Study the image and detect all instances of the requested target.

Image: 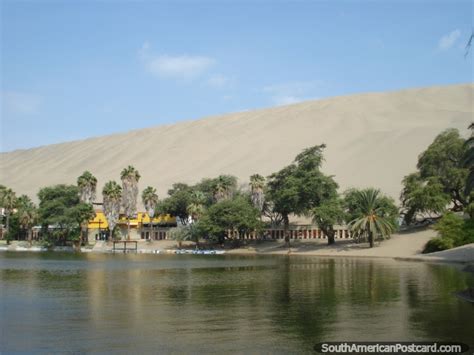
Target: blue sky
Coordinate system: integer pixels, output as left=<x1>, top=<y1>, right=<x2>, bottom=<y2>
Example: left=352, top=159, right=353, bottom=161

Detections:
left=1, top=0, right=472, bottom=152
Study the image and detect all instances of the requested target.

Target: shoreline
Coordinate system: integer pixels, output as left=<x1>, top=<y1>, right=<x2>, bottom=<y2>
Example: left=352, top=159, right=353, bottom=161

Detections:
left=2, top=228, right=473, bottom=265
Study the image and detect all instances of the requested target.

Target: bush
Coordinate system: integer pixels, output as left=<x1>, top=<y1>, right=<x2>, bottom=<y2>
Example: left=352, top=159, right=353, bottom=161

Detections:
left=433, top=212, right=464, bottom=243
left=423, top=212, right=474, bottom=253
left=423, top=237, right=454, bottom=253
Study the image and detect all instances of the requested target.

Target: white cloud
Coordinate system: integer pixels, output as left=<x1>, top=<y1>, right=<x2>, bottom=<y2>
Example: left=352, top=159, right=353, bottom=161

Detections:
left=263, top=81, right=320, bottom=106
left=1, top=91, right=42, bottom=115
left=438, top=29, right=461, bottom=50
left=139, top=42, right=215, bottom=80
left=148, top=55, right=215, bottom=79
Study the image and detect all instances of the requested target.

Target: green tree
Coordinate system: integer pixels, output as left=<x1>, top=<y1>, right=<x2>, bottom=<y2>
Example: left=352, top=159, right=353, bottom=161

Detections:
left=249, top=174, right=266, bottom=212
left=311, top=198, right=345, bottom=245
left=77, top=171, right=97, bottom=244
left=157, top=183, right=193, bottom=225
left=142, top=186, right=159, bottom=239
left=417, top=129, right=468, bottom=210
left=198, top=195, right=262, bottom=245
left=120, top=165, right=140, bottom=240
left=266, top=144, right=338, bottom=245
left=102, top=181, right=122, bottom=240
left=169, top=224, right=200, bottom=248
left=212, top=175, right=237, bottom=203
left=347, top=188, right=397, bottom=248
left=37, top=185, right=86, bottom=245
left=77, top=171, right=97, bottom=204
left=400, top=173, right=450, bottom=224
left=463, top=123, right=474, bottom=216
left=0, top=187, right=17, bottom=242
left=71, top=202, right=95, bottom=249
left=17, top=195, right=38, bottom=246
left=187, top=190, right=206, bottom=222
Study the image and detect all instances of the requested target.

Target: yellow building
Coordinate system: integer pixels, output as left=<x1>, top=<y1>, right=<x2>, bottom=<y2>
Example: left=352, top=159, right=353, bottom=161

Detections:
left=87, top=211, right=176, bottom=243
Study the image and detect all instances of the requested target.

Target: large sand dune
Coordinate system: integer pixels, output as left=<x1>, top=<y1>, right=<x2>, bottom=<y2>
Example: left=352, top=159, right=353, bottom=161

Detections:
left=1, top=83, right=473, bottom=206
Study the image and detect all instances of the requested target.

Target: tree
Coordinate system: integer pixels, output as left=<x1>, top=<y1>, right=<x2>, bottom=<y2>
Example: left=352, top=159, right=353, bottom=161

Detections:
left=249, top=174, right=266, bottom=212
left=400, top=173, right=450, bottom=224
left=77, top=171, right=97, bottom=244
left=401, top=128, right=470, bottom=223
left=77, top=171, right=97, bottom=204
left=120, top=165, right=140, bottom=240
left=212, top=175, right=237, bottom=203
left=463, top=123, right=474, bottom=216
left=187, top=190, right=206, bottom=222
left=311, top=198, right=345, bottom=245
left=168, top=224, right=200, bottom=248
left=0, top=187, right=17, bottom=242
left=347, top=188, right=397, bottom=248
left=416, top=128, right=468, bottom=210
left=156, top=183, right=193, bottom=225
left=102, top=181, right=122, bottom=241
left=17, top=195, right=38, bottom=246
left=37, top=185, right=86, bottom=245
left=266, top=144, right=338, bottom=245
left=71, top=202, right=95, bottom=249
left=142, top=186, right=159, bottom=239
left=198, top=196, right=262, bottom=245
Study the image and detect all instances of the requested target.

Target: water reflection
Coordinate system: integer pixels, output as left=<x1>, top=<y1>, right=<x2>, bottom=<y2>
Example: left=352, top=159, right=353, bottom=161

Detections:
left=0, top=252, right=473, bottom=353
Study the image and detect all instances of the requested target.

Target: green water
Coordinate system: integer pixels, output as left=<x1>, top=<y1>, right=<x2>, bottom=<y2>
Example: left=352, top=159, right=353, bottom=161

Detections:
left=0, top=252, right=473, bottom=354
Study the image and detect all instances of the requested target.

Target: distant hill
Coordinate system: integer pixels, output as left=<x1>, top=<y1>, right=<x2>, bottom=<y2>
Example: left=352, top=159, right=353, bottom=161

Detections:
left=1, top=83, right=473, bottom=207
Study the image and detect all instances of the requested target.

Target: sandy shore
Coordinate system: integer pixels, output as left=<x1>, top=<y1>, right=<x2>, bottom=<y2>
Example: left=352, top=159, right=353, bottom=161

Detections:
left=227, top=229, right=474, bottom=263
left=3, top=228, right=473, bottom=263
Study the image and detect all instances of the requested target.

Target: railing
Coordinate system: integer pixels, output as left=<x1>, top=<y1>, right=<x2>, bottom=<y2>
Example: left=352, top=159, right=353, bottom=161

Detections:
left=227, top=227, right=352, bottom=240
left=112, top=240, right=138, bottom=253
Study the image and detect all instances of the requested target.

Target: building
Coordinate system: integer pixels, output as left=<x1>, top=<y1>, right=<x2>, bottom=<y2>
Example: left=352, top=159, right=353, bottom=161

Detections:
left=87, top=211, right=177, bottom=243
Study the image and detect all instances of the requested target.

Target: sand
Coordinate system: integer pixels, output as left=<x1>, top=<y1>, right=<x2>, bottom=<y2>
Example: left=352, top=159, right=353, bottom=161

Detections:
left=93, top=227, right=474, bottom=263
left=225, top=229, right=474, bottom=263
left=1, top=83, right=473, bottom=206
left=4, top=228, right=473, bottom=263
left=226, top=228, right=433, bottom=256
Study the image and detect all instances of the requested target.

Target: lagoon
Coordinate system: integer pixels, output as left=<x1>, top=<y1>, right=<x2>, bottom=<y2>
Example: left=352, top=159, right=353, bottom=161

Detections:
left=0, top=252, right=473, bottom=354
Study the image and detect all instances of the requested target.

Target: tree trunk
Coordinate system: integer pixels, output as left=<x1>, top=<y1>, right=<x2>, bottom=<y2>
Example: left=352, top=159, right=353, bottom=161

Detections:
left=326, top=228, right=335, bottom=245
left=283, top=214, right=290, bottom=248
left=127, top=219, right=131, bottom=241
left=5, top=213, right=10, bottom=245
left=28, top=228, right=32, bottom=247
left=368, top=230, right=374, bottom=248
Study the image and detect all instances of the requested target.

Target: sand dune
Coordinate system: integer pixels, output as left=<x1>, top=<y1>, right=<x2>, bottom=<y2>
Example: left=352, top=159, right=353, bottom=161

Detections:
left=1, top=83, right=473, bottom=206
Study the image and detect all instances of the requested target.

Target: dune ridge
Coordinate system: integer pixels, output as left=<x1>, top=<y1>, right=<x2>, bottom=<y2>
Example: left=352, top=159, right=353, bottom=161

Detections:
left=1, top=83, right=473, bottom=206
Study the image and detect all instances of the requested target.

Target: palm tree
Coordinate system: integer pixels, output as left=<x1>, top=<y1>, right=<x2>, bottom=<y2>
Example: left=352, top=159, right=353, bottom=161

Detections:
left=141, top=186, right=158, bottom=239
left=348, top=188, right=396, bottom=248
left=187, top=190, right=206, bottom=222
left=213, top=175, right=236, bottom=202
left=0, top=187, right=17, bottom=242
left=77, top=171, right=97, bottom=244
left=77, top=171, right=97, bottom=204
left=17, top=195, right=37, bottom=246
left=120, top=166, right=141, bottom=240
left=249, top=174, right=266, bottom=212
left=102, top=181, right=122, bottom=241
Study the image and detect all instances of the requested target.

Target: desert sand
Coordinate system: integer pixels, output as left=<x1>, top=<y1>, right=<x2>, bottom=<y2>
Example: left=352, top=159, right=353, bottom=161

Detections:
left=1, top=83, right=473, bottom=206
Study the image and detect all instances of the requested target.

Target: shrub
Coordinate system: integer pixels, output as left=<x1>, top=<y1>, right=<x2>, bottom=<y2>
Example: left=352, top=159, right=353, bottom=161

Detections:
left=423, top=212, right=474, bottom=253
left=423, top=237, right=454, bottom=253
